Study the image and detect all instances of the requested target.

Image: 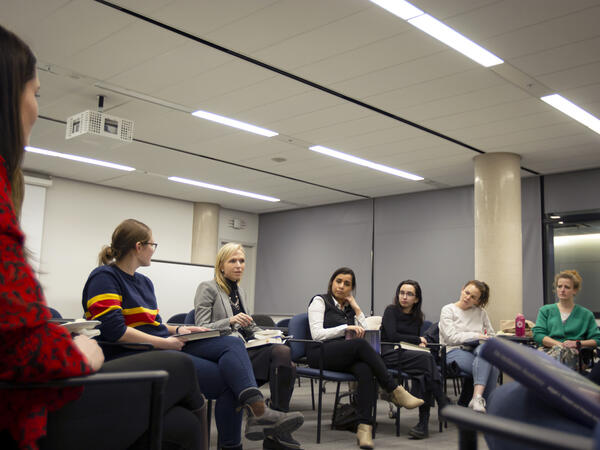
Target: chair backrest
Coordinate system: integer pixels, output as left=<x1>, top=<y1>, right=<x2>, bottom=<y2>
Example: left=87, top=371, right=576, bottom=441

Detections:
left=48, top=306, right=62, bottom=319
left=184, top=309, right=195, bottom=325
left=288, top=313, right=310, bottom=361
left=167, top=313, right=187, bottom=324
left=252, top=314, right=276, bottom=327
left=276, top=318, right=290, bottom=328
left=420, top=319, right=433, bottom=336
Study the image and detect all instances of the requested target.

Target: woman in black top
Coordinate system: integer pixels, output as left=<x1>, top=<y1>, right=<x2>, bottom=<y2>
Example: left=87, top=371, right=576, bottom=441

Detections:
left=308, top=268, right=424, bottom=449
left=381, top=280, right=447, bottom=440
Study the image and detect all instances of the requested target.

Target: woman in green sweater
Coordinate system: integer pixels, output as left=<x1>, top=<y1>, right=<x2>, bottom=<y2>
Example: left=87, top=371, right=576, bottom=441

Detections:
left=533, top=269, right=600, bottom=369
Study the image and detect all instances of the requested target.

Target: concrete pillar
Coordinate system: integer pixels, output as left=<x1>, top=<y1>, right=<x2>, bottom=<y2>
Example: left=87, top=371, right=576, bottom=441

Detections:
left=474, top=153, right=522, bottom=330
left=191, top=203, right=220, bottom=266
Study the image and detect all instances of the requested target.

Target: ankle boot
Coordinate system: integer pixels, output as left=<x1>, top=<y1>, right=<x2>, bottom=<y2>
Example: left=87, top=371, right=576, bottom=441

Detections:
left=390, top=385, right=424, bottom=409
left=408, top=405, right=430, bottom=439
left=356, top=423, right=374, bottom=449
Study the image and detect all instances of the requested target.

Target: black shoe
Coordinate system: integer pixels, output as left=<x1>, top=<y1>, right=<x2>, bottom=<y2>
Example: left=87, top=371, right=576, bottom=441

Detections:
left=408, top=423, right=429, bottom=439
left=409, top=405, right=430, bottom=439
left=263, top=433, right=303, bottom=450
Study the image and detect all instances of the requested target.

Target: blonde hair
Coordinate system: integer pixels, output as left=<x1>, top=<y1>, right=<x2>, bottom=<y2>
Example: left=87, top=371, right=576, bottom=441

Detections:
left=553, top=269, right=582, bottom=293
left=98, top=219, right=151, bottom=266
left=214, top=242, right=245, bottom=295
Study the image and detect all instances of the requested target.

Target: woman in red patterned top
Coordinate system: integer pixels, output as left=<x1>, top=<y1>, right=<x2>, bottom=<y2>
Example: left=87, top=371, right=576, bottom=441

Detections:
left=0, top=25, right=212, bottom=450
left=0, top=24, right=103, bottom=449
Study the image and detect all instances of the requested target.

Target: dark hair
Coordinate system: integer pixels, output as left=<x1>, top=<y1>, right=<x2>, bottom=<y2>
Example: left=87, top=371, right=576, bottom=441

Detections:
left=393, top=279, right=424, bottom=325
left=327, top=267, right=356, bottom=296
left=0, top=25, right=36, bottom=215
left=463, top=280, right=490, bottom=308
left=98, top=219, right=151, bottom=265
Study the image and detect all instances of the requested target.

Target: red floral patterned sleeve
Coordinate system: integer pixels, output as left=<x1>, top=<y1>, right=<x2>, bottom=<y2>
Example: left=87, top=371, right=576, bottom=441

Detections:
left=0, top=159, right=92, bottom=449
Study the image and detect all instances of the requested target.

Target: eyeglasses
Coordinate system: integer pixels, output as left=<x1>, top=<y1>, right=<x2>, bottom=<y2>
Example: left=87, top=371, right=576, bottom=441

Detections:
left=399, top=291, right=415, bottom=298
left=142, top=242, right=158, bottom=250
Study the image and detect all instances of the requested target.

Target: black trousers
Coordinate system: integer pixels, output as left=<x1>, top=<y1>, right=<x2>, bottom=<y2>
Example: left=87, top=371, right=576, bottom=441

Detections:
left=307, top=338, right=396, bottom=424
left=382, top=348, right=441, bottom=407
left=39, top=351, right=205, bottom=450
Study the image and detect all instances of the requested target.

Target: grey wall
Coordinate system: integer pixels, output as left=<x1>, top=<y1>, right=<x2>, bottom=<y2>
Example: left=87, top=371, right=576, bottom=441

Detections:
left=255, top=199, right=373, bottom=315
left=255, top=178, right=544, bottom=321
left=544, top=168, right=600, bottom=214
left=372, top=186, right=474, bottom=321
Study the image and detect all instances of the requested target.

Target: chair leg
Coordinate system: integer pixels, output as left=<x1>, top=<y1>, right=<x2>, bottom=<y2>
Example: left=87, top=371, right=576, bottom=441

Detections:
left=207, top=399, right=212, bottom=449
left=317, top=377, right=323, bottom=443
left=310, top=378, right=315, bottom=410
left=331, top=382, right=342, bottom=430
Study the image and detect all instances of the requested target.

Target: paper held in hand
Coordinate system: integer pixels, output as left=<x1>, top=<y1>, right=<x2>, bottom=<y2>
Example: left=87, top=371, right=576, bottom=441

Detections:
left=245, top=329, right=285, bottom=349
left=174, top=329, right=221, bottom=342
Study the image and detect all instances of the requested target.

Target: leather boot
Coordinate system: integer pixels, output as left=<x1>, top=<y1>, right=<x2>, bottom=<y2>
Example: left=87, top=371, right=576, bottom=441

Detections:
left=192, top=401, right=209, bottom=450
left=408, top=405, right=430, bottom=439
left=356, top=423, right=374, bottom=449
left=390, top=385, right=424, bottom=409
left=269, top=365, right=295, bottom=412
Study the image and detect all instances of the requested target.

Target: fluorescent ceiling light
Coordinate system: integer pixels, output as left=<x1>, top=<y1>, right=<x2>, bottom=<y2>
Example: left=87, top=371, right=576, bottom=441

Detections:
left=169, top=176, right=280, bottom=202
left=370, top=0, right=423, bottom=20
left=408, top=14, right=503, bottom=67
left=25, top=146, right=135, bottom=171
left=191, top=110, right=278, bottom=137
left=550, top=215, right=561, bottom=219
left=308, top=145, right=424, bottom=181
left=370, top=0, right=503, bottom=68
left=541, top=94, right=600, bottom=135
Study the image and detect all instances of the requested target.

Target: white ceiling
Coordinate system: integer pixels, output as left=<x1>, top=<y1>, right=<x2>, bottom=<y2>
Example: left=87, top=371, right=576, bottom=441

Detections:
left=5, top=0, right=600, bottom=213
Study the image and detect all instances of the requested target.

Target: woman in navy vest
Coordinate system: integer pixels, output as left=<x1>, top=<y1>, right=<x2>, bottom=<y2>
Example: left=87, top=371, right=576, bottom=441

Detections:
left=307, top=267, right=424, bottom=449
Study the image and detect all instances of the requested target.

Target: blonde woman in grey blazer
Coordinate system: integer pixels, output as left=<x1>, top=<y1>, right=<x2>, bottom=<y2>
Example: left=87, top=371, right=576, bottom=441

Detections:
left=194, top=243, right=300, bottom=450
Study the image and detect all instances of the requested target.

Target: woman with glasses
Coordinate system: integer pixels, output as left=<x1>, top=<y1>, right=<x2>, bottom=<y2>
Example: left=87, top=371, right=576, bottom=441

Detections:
left=308, top=267, right=424, bottom=449
left=439, top=280, right=498, bottom=414
left=82, top=219, right=303, bottom=450
left=381, top=280, right=447, bottom=439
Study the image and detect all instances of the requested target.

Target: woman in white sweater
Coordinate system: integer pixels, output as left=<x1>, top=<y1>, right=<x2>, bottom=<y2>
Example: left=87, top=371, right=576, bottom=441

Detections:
left=439, top=280, right=498, bottom=413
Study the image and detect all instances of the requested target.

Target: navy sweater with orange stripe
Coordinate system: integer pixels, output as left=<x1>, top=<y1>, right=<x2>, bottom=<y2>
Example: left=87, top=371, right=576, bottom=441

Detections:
left=82, top=265, right=169, bottom=342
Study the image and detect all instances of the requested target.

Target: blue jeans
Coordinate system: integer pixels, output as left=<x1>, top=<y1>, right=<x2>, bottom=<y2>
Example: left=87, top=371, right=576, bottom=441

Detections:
left=182, top=335, right=258, bottom=447
left=447, top=344, right=499, bottom=398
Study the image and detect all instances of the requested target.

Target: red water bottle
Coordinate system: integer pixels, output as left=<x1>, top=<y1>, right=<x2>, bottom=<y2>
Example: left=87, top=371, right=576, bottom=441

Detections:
left=515, top=313, right=525, bottom=337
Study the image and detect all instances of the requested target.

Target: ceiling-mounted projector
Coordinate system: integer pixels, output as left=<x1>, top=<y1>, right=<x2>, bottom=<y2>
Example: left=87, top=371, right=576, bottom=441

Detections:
left=65, top=95, right=134, bottom=143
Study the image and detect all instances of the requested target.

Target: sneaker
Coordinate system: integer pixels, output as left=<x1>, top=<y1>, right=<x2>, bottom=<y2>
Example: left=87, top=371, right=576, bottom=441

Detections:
left=468, top=396, right=486, bottom=413
left=245, top=408, right=304, bottom=441
left=263, top=432, right=303, bottom=450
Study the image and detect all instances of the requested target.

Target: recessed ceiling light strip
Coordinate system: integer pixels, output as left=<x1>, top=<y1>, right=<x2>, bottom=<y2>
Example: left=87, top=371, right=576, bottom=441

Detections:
left=370, top=0, right=503, bottom=67
left=168, top=176, right=280, bottom=202
left=541, top=94, right=600, bottom=135
left=25, top=146, right=135, bottom=171
left=309, top=145, right=423, bottom=181
left=191, top=110, right=278, bottom=137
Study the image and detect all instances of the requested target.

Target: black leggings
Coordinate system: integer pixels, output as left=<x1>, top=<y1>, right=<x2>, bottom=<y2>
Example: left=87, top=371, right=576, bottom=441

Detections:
left=382, top=349, right=442, bottom=407
left=40, top=351, right=205, bottom=450
left=307, top=339, right=397, bottom=424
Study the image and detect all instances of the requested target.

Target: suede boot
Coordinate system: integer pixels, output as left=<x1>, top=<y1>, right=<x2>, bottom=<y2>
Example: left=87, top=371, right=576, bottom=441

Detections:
left=390, top=385, right=424, bottom=409
left=356, top=423, right=374, bottom=449
left=408, top=405, right=430, bottom=439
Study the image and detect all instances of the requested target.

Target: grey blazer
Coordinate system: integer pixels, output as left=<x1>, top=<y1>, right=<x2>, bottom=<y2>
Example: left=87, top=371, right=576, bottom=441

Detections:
left=193, top=279, right=261, bottom=338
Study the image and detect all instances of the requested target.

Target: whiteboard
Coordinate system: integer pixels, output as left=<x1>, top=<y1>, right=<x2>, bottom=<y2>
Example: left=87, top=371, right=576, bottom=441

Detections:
left=138, top=259, right=214, bottom=323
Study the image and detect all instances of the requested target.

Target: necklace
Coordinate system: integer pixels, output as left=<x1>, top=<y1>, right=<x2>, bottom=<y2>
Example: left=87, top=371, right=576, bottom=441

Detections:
left=230, top=289, right=240, bottom=308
